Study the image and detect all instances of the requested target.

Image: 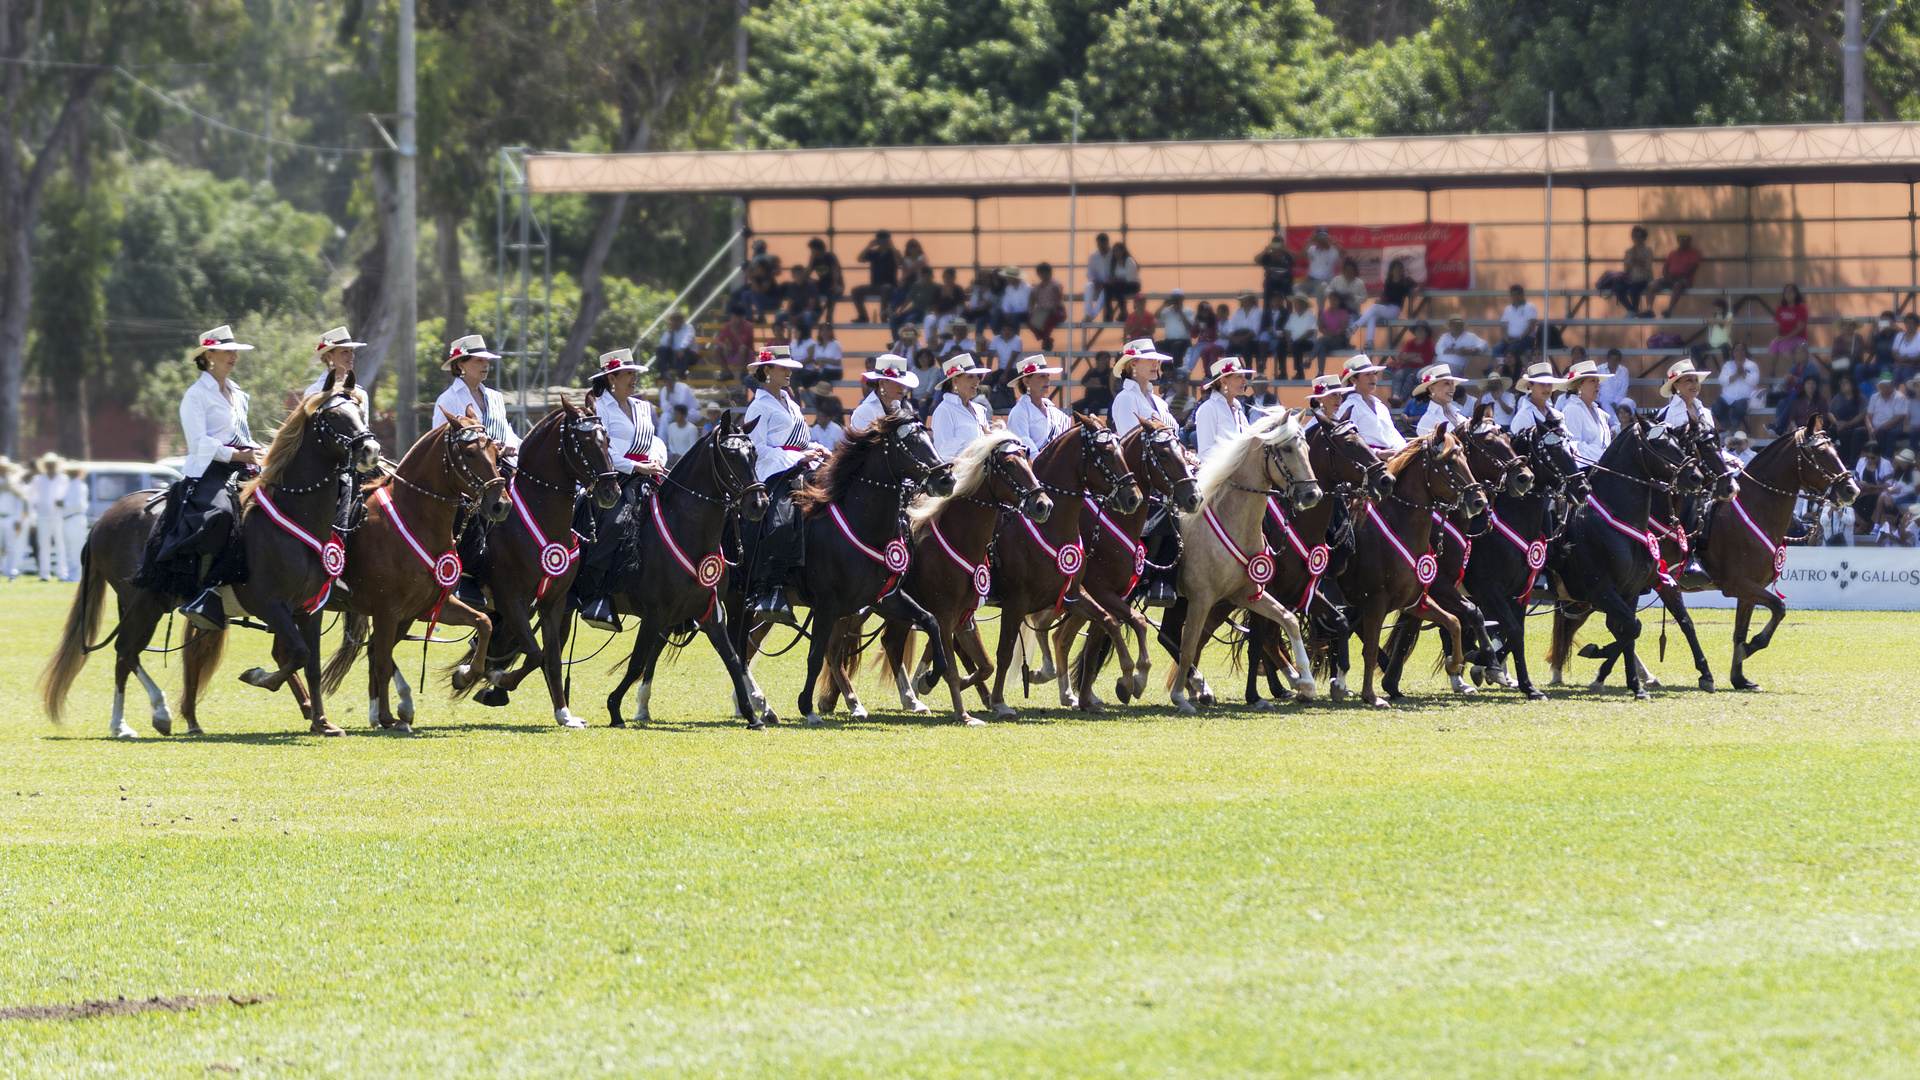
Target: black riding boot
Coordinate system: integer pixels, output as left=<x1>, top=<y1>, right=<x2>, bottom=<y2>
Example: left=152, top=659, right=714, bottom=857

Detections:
left=746, top=466, right=807, bottom=626
left=179, top=556, right=227, bottom=633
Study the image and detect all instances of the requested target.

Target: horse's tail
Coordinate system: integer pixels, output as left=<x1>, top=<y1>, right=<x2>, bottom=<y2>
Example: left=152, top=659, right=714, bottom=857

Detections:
left=40, top=543, right=106, bottom=724
left=321, top=613, right=368, bottom=695
left=1544, top=607, right=1573, bottom=672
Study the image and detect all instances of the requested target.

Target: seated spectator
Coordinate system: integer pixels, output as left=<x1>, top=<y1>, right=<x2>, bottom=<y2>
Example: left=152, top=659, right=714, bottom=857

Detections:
left=1856, top=439, right=1893, bottom=491
left=909, top=348, right=941, bottom=414
left=1224, top=292, right=1264, bottom=370
left=1389, top=320, right=1436, bottom=407
left=1466, top=372, right=1519, bottom=427
left=1300, top=227, right=1343, bottom=309
left=1830, top=374, right=1868, bottom=463
left=1080, top=351, right=1115, bottom=415
left=784, top=264, right=822, bottom=330
left=852, top=230, right=900, bottom=324
left=1867, top=449, right=1920, bottom=541
left=895, top=239, right=928, bottom=313
left=653, top=309, right=698, bottom=377
left=1123, top=295, right=1156, bottom=344
left=663, top=403, right=700, bottom=466
left=1784, top=374, right=1831, bottom=433
left=1353, top=258, right=1418, bottom=350
left=1326, top=258, right=1368, bottom=317
left=1282, top=292, right=1318, bottom=379
left=997, top=265, right=1031, bottom=334
left=1249, top=377, right=1280, bottom=411
left=1893, top=312, right=1920, bottom=383
left=1254, top=235, right=1295, bottom=312
left=1436, top=314, right=1489, bottom=377
left=892, top=265, right=939, bottom=338
left=713, top=303, right=754, bottom=379
left=742, top=238, right=783, bottom=318
left=1726, top=429, right=1755, bottom=465
left=1028, top=262, right=1066, bottom=350
left=806, top=238, right=844, bottom=322
left=1311, top=302, right=1354, bottom=377
left=986, top=324, right=1023, bottom=368
left=938, top=320, right=975, bottom=361
left=1770, top=343, right=1829, bottom=434
left=812, top=322, right=844, bottom=384
left=1596, top=347, right=1632, bottom=413
left=1770, top=282, right=1810, bottom=356
left=1189, top=301, right=1223, bottom=379
left=1879, top=505, right=1920, bottom=546
left=1646, top=231, right=1703, bottom=317
left=1613, top=225, right=1655, bottom=315
left=1156, top=291, right=1196, bottom=377
left=1103, top=242, right=1140, bottom=320
left=1907, top=376, right=1920, bottom=446
left=657, top=366, right=699, bottom=421
left=1491, top=284, right=1540, bottom=372
left=1831, top=317, right=1869, bottom=378
left=1864, top=372, right=1911, bottom=448
left=811, top=397, right=846, bottom=448
left=1705, top=298, right=1733, bottom=360
left=1614, top=401, right=1637, bottom=429
left=1715, top=342, right=1762, bottom=432
left=1867, top=309, right=1900, bottom=382
left=889, top=322, right=924, bottom=360
left=926, top=266, right=966, bottom=339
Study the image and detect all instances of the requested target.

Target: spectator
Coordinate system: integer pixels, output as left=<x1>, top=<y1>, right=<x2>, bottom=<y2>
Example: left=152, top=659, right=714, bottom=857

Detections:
left=1436, top=314, right=1489, bottom=377
left=892, top=265, right=939, bottom=338
left=1084, top=232, right=1113, bottom=320
left=1254, top=234, right=1296, bottom=312
left=1864, top=372, right=1911, bottom=448
left=658, top=366, right=699, bottom=421
left=1705, top=298, right=1733, bottom=361
left=1327, top=258, right=1368, bottom=316
left=812, top=322, right=845, bottom=384
left=811, top=397, right=846, bottom=448
left=1123, top=296, right=1156, bottom=344
left=1785, top=374, right=1831, bottom=432
left=1224, top=292, right=1264, bottom=371
left=1595, top=347, right=1632, bottom=414
left=1491, top=284, right=1540, bottom=372
left=806, top=238, right=845, bottom=321
left=1156, top=290, right=1196, bottom=377
left=1831, top=317, right=1869, bottom=377
left=663, top=403, right=700, bottom=466
left=784, top=264, right=822, bottom=330
left=1028, top=262, right=1066, bottom=350
left=1249, top=377, right=1280, bottom=411
left=1907, top=376, right=1920, bottom=445
left=1389, top=320, right=1435, bottom=406
left=1466, top=372, right=1519, bottom=427
left=713, top=303, right=755, bottom=379
left=1613, top=225, right=1655, bottom=315
left=654, top=309, right=698, bottom=377
left=1281, top=292, right=1318, bottom=380
left=1103, top=242, right=1140, bottom=320
left=1868, top=449, right=1920, bottom=539
left=1856, top=441, right=1893, bottom=503
left=889, top=322, right=924, bottom=360
left=743, top=238, right=783, bottom=318
left=1354, top=258, right=1418, bottom=350
left=1301, top=226, right=1344, bottom=309
left=908, top=348, right=942, bottom=414
left=1312, top=301, right=1355, bottom=377
left=1080, top=351, right=1116, bottom=415
left=852, top=230, right=900, bottom=323
left=1726, top=429, right=1755, bottom=466
left=927, top=266, right=966, bottom=338
left=1867, top=309, right=1901, bottom=382
left=1646, top=230, right=1703, bottom=318
left=1770, top=282, right=1810, bottom=356
left=939, top=320, right=975, bottom=360
left=963, top=268, right=996, bottom=328
left=1770, top=343, right=1829, bottom=434
left=1892, top=313, right=1920, bottom=383
left=1614, top=401, right=1637, bottom=428
left=987, top=323, right=1023, bottom=367
left=1191, top=302, right=1224, bottom=380
left=998, top=265, right=1032, bottom=334
left=1830, top=375, right=1868, bottom=463
left=1715, top=342, right=1762, bottom=432
left=896, top=239, right=928, bottom=312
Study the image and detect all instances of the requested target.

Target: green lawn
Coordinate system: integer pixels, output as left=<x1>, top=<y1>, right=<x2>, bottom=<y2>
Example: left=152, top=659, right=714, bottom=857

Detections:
left=3, top=581, right=1918, bottom=1078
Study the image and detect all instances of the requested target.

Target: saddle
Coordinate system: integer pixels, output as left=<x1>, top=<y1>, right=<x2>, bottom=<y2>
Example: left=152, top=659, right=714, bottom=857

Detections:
left=131, top=476, right=249, bottom=600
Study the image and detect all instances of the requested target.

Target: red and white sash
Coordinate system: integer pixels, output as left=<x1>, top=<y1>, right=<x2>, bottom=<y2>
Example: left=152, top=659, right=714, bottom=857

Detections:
left=1585, top=493, right=1674, bottom=587
left=1018, top=514, right=1085, bottom=612
left=830, top=503, right=911, bottom=602
left=509, top=478, right=581, bottom=601
left=252, top=486, right=345, bottom=613
left=1431, top=510, right=1471, bottom=586
left=1085, top=494, right=1147, bottom=593
left=373, top=486, right=461, bottom=589
left=1487, top=507, right=1548, bottom=601
left=1730, top=495, right=1789, bottom=588
left=928, top=513, right=990, bottom=625
left=651, top=492, right=724, bottom=619
left=1202, top=502, right=1274, bottom=601
left=1365, top=501, right=1437, bottom=587
left=1266, top=496, right=1330, bottom=611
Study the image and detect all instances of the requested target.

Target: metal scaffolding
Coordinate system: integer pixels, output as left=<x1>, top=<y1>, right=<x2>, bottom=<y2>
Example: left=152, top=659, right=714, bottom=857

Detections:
left=495, top=146, right=552, bottom=434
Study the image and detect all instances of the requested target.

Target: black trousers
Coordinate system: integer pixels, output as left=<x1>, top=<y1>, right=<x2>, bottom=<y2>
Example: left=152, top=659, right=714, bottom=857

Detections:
left=748, top=463, right=811, bottom=590
left=155, top=460, right=240, bottom=570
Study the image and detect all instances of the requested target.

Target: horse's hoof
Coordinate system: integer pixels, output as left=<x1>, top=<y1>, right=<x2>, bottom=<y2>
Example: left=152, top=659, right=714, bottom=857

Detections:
left=1525, top=688, right=1547, bottom=701
left=911, top=702, right=931, bottom=716
left=1329, top=685, right=1348, bottom=703
left=1114, top=678, right=1133, bottom=705
left=149, top=716, right=171, bottom=737
left=1251, top=698, right=1278, bottom=712
left=806, top=713, right=824, bottom=727
left=1577, top=644, right=1606, bottom=660
left=311, top=722, right=345, bottom=737
left=1634, top=689, right=1652, bottom=701
left=957, top=715, right=986, bottom=727
left=1176, top=702, right=1197, bottom=716
left=238, top=667, right=273, bottom=689
left=185, top=724, right=204, bottom=736
left=1643, top=676, right=1663, bottom=688
left=1195, top=691, right=1216, bottom=706
left=1368, top=697, right=1390, bottom=709
left=1698, top=676, right=1716, bottom=693
left=761, top=710, right=781, bottom=726
left=387, top=723, right=414, bottom=735
left=556, top=714, right=586, bottom=730
left=475, top=687, right=510, bottom=708
left=994, top=703, right=1017, bottom=720
left=1587, top=681, right=1605, bottom=692
left=1733, top=678, right=1760, bottom=691
left=1469, top=666, right=1484, bottom=686
left=112, top=727, right=139, bottom=741
left=849, top=704, right=869, bottom=721
left=747, top=717, right=766, bottom=731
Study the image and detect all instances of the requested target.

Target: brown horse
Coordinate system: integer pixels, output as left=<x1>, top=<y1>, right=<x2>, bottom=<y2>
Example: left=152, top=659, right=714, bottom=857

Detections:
left=321, top=409, right=511, bottom=732
left=876, top=430, right=1052, bottom=724
left=1328, top=430, right=1483, bottom=708
left=41, top=372, right=381, bottom=737
left=455, top=401, right=620, bottom=726
left=1049, top=416, right=1200, bottom=712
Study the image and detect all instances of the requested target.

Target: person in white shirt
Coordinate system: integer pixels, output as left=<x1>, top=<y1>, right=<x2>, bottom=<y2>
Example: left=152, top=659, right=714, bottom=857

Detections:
left=652, top=309, right=698, bottom=377
left=1282, top=292, right=1320, bottom=379
left=1411, top=364, right=1471, bottom=438
left=1508, top=359, right=1569, bottom=440
left=1108, top=338, right=1178, bottom=437
left=1491, top=284, right=1540, bottom=370
left=575, top=349, right=668, bottom=631
left=1006, top=355, right=1070, bottom=454
left=810, top=322, right=845, bottom=382
left=1334, top=354, right=1406, bottom=454
left=153, top=325, right=261, bottom=631
left=1084, top=233, right=1113, bottom=321
left=304, top=326, right=368, bottom=399
left=743, top=345, right=831, bottom=624
left=27, top=455, right=65, bottom=581
left=1465, top=372, right=1518, bottom=427
left=1864, top=372, right=1911, bottom=446
left=1223, top=293, right=1265, bottom=370
left=1301, top=226, right=1344, bottom=307
left=851, top=353, right=919, bottom=433
left=987, top=325, right=1024, bottom=368
left=663, top=404, right=701, bottom=463
left=930, top=353, right=995, bottom=460
left=57, top=462, right=87, bottom=581
left=1436, top=314, right=1489, bottom=377
left=432, top=335, right=522, bottom=454
left=1594, top=347, right=1632, bottom=414
left=1894, top=312, right=1920, bottom=368
left=1856, top=442, right=1894, bottom=491
left=998, top=266, right=1032, bottom=333
left=0, top=462, right=27, bottom=580
left=1194, top=356, right=1253, bottom=459
left=938, top=321, right=975, bottom=361
left=1556, top=359, right=1618, bottom=466
left=811, top=400, right=847, bottom=449
left=1302, top=374, right=1355, bottom=433
left=657, top=367, right=699, bottom=420
left=1656, top=357, right=1714, bottom=432
left=1326, top=258, right=1367, bottom=315
left=1725, top=429, right=1756, bottom=466
left=1715, top=343, right=1762, bottom=431
left=1156, top=291, right=1196, bottom=367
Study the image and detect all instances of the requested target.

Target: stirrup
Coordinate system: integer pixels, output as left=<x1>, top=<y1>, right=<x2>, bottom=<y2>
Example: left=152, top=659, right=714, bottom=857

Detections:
left=750, top=586, right=797, bottom=626
left=579, top=596, right=622, bottom=633
left=179, top=588, right=227, bottom=633
left=454, top=578, right=488, bottom=610
left=1142, top=580, right=1177, bottom=609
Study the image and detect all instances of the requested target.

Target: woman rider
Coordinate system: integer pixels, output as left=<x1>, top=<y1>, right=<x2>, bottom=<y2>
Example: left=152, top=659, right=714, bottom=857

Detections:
left=1657, top=356, right=1728, bottom=579
left=1557, top=358, right=1618, bottom=467
left=1108, top=338, right=1182, bottom=605
left=743, top=345, right=830, bottom=625
left=1006, top=354, right=1069, bottom=455
left=574, top=349, right=667, bottom=632
left=154, top=325, right=260, bottom=631
left=1193, top=356, right=1251, bottom=461
left=1412, top=363, right=1471, bottom=437
left=850, top=353, right=919, bottom=432
left=929, top=352, right=994, bottom=461
left=307, top=327, right=369, bottom=538
left=433, top=335, right=521, bottom=608
left=1508, top=360, right=1570, bottom=436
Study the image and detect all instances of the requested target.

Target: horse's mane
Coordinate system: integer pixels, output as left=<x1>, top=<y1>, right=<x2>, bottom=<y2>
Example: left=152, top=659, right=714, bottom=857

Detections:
left=1383, top=431, right=1445, bottom=476
left=361, top=416, right=462, bottom=491
left=1195, top=409, right=1300, bottom=507
left=243, top=390, right=331, bottom=498
left=796, top=412, right=915, bottom=518
left=907, top=429, right=1021, bottom=541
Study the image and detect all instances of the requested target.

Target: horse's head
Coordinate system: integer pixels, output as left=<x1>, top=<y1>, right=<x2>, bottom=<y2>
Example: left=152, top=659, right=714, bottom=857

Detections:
left=715, top=412, right=770, bottom=522
left=444, top=407, right=510, bottom=522
left=1639, top=416, right=1698, bottom=494
left=1315, top=416, right=1390, bottom=502
left=880, top=414, right=954, bottom=498
left=314, top=369, right=381, bottom=473
left=1462, top=415, right=1531, bottom=499
left=986, top=437, right=1051, bottom=523
left=1130, top=417, right=1199, bottom=514
left=1428, top=429, right=1486, bottom=516
left=1690, top=420, right=1738, bottom=503
left=1514, top=416, right=1583, bottom=501
left=1797, top=415, right=1860, bottom=506
left=1260, top=410, right=1321, bottom=511
left=1076, top=414, right=1143, bottom=516
left=558, top=399, right=621, bottom=509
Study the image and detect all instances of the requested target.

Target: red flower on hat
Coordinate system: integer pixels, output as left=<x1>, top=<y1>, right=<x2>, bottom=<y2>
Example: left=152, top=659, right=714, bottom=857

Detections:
left=756, top=348, right=774, bottom=363
left=603, top=356, right=621, bottom=372
left=203, top=337, right=217, bottom=347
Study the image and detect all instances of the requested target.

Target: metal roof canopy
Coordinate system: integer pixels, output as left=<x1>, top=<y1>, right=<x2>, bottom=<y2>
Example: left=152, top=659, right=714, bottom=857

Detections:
left=526, top=123, right=1920, bottom=199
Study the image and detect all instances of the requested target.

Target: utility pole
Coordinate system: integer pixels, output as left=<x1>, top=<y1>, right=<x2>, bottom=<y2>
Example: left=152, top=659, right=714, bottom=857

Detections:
left=731, top=0, right=749, bottom=273
left=396, top=0, right=419, bottom=448
left=1843, top=0, right=1864, bottom=123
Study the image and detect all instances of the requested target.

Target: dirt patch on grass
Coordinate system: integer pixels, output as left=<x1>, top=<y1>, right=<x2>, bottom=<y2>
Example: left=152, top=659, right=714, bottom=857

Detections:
left=0, top=993, right=273, bottom=1022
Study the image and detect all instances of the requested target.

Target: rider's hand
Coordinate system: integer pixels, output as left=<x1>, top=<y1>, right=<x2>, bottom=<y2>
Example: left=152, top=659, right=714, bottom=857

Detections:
left=230, top=448, right=259, bottom=466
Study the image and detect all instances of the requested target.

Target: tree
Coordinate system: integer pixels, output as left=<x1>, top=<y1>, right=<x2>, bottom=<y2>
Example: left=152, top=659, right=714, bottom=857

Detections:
left=31, top=174, right=119, bottom=459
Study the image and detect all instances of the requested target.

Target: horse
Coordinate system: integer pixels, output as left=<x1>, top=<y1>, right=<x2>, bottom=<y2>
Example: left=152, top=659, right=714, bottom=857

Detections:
left=874, top=430, right=1052, bottom=725
left=451, top=401, right=620, bottom=727
left=1326, top=429, right=1484, bottom=708
left=604, top=411, right=773, bottom=727
left=1050, top=416, right=1200, bottom=713
left=321, top=408, right=511, bottom=732
left=1543, top=416, right=1701, bottom=701
left=1378, top=409, right=1532, bottom=699
left=1166, top=409, right=1323, bottom=714
left=42, top=371, right=381, bottom=737
left=969, top=414, right=1141, bottom=720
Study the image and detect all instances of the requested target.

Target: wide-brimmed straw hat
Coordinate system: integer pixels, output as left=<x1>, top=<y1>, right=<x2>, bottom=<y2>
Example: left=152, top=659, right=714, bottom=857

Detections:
left=1659, top=357, right=1707, bottom=398
left=1000, top=265, right=1025, bottom=283
left=1479, top=372, right=1513, bottom=393
left=1307, top=374, right=1354, bottom=403
left=1337, top=354, right=1384, bottom=384
left=1011, top=354, right=1063, bottom=383
left=190, top=325, right=254, bottom=361
left=863, top=353, right=920, bottom=389
left=1116, top=337, right=1171, bottom=377
left=315, top=326, right=367, bottom=355
left=1516, top=361, right=1570, bottom=392
left=940, top=353, right=991, bottom=380
left=589, top=348, right=649, bottom=388
left=1205, top=356, right=1251, bottom=387
left=749, top=345, right=801, bottom=369
left=443, top=334, right=500, bottom=372
left=1409, top=363, right=1469, bottom=399
left=1562, top=358, right=1604, bottom=387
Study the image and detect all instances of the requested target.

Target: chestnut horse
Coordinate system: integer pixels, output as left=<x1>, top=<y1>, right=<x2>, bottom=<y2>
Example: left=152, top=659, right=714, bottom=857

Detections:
left=321, top=409, right=511, bottom=732
left=41, top=372, right=381, bottom=737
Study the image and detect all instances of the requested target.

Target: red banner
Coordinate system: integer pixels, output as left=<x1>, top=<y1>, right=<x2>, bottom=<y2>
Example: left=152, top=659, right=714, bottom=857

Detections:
left=1283, top=223, right=1473, bottom=290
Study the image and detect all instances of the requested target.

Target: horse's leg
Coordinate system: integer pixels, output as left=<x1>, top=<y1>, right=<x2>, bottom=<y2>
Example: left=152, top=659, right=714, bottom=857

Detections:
left=878, top=617, right=922, bottom=713
left=1729, top=588, right=1785, bottom=690
left=291, top=612, right=340, bottom=735
left=1078, top=589, right=1141, bottom=713
left=799, top=612, right=834, bottom=726
left=1379, top=608, right=1422, bottom=701
left=738, top=621, right=773, bottom=719
left=1593, top=584, right=1646, bottom=700
left=1425, top=601, right=1471, bottom=694
left=832, top=617, right=871, bottom=720
left=990, top=610, right=1022, bottom=719
left=113, top=600, right=166, bottom=738
left=1548, top=606, right=1590, bottom=688
left=934, top=619, right=985, bottom=726
left=1236, top=593, right=1315, bottom=705
left=812, top=618, right=844, bottom=717
left=528, top=601, right=583, bottom=726
left=627, top=625, right=671, bottom=727
left=1049, top=612, right=1084, bottom=709
left=366, top=617, right=405, bottom=732
left=1654, top=584, right=1714, bottom=692
left=178, top=626, right=228, bottom=736
left=699, top=611, right=763, bottom=727
left=1357, top=600, right=1390, bottom=708
left=437, top=599, right=495, bottom=693
left=237, top=599, right=311, bottom=693
left=606, top=624, right=647, bottom=728
left=954, top=622, right=997, bottom=713
left=1021, top=615, right=1057, bottom=682
left=1743, top=588, right=1790, bottom=656
left=1167, top=593, right=1215, bottom=715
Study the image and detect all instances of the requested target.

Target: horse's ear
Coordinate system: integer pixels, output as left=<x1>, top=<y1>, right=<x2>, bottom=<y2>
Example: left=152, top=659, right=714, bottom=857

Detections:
left=464, top=404, right=480, bottom=422
left=322, top=368, right=338, bottom=395
left=343, top=370, right=356, bottom=395
left=438, top=405, right=458, bottom=425
left=740, top=416, right=759, bottom=435
left=1807, top=412, right=1826, bottom=434
left=1473, top=401, right=1492, bottom=426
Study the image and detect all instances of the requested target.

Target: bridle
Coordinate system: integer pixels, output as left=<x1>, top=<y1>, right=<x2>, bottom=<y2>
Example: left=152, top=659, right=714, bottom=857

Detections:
left=668, top=429, right=765, bottom=511
left=389, top=420, right=503, bottom=507
left=1456, top=422, right=1527, bottom=532
left=1382, top=435, right=1474, bottom=514
left=1038, top=425, right=1139, bottom=508
left=1584, top=420, right=1692, bottom=491
left=1225, top=428, right=1316, bottom=508
left=272, top=393, right=377, bottom=496
left=1740, top=428, right=1853, bottom=504
left=1314, top=419, right=1387, bottom=500
left=516, top=409, right=616, bottom=495
left=964, top=442, right=1043, bottom=512
left=1136, top=425, right=1197, bottom=507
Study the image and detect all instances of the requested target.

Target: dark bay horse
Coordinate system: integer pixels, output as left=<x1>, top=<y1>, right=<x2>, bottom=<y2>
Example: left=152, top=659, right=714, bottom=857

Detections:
left=321, top=409, right=510, bottom=732
left=603, top=412, right=771, bottom=727
left=42, top=372, right=380, bottom=737
left=454, top=401, right=620, bottom=726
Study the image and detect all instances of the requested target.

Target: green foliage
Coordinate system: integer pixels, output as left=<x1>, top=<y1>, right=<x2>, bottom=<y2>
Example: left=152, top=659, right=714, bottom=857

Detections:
left=135, top=309, right=346, bottom=448
left=31, top=178, right=121, bottom=389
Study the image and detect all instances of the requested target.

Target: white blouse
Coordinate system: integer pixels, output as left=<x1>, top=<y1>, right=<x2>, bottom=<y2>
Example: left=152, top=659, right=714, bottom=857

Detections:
left=744, top=387, right=819, bottom=482
left=1338, top=390, right=1407, bottom=452
left=1558, top=396, right=1618, bottom=465
left=432, top=380, right=521, bottom=450
left=1415, top=399, right=1467, bottom=438
left=594, top=392, right=667, bottom=474
left=1109, top=381, right=1177, bottom=437
left=1008, top=395, right=1070, bottom=455
left=932, top=392, right=993, bottom=460
left=1508, top=396, right=1564, bottom=437
left=1193, top=392, right=1248, bottom=459
left=179, top=370, right=257, bottom=478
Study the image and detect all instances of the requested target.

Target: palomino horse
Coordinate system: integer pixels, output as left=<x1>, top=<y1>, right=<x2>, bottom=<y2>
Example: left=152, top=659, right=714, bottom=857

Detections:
left=973, top=414, right=1141, bottom=719
left=1051, top=416, right=1199, bottom=712
left=1328, top=429, right=1483, bottom=708
left=1167, top=409, right=1322, bottom=714
left=605, top=412, right=772, bottom=727
left=41, top=372, right=381, bottom=736
left=322, top=409, right=511, bottom=732
left=454, top=401, right=619, bottom=726
left=875, top=431, right=1051, bottom=725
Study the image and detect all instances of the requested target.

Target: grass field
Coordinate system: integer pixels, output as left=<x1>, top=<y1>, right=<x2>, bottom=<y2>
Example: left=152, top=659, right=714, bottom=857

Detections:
left=3, top=580, right=1918, bottom=1078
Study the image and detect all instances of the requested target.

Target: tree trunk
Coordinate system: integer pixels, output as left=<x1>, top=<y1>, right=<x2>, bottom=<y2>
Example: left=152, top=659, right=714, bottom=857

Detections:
left=0, top=224, right=32, bottom=458
left=436, top=207, right=466, bottom=343
left=344, top=159, right=402, bottom=394
left=553, top=102, right=666, bottom=386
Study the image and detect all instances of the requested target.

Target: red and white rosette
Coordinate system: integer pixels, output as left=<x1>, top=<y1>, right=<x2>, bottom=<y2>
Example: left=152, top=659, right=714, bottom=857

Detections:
left=1246, top=550, right=1276, bottom=586
left=1133, top=544, right=1147, bottom=578
left=1414, top=553, right=1438, bottom=586
left=1773, top=545, right=1787, bottom=577
left=1527, top=540, right=1548, bottom=570
left=433, top=552, right=463, bottom=588
left=1056, top=541, right=1084, bottom=577
left=540, top=542, right=572, bottom=577
left=696, top=553, right=725, bottom=589
left=322, top=537, right=347, bottom=578
left=1306, top=544, right=1330, bottom=577
left=883, top=538, right=911, bottom=573
left=971, top=564, right=992, bottom=597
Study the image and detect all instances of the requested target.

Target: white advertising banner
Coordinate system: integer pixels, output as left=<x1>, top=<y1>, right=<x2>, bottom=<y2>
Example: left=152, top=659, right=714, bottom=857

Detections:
left=1683, top=546, right=1920, bottom=610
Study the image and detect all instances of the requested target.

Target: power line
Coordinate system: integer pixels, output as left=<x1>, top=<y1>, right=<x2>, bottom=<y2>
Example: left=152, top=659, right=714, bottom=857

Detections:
left=115, top=68, right=380, bottom=155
